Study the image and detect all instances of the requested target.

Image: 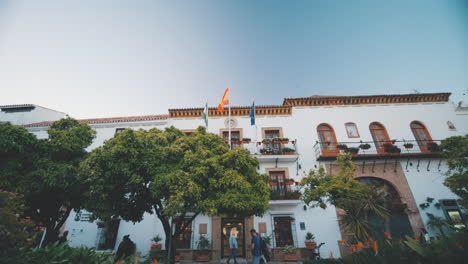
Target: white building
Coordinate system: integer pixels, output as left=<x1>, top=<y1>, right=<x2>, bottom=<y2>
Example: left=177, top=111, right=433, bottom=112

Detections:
left=22, top=92, right=467, bottom=261
left=0, top=104, right=66, bottom=125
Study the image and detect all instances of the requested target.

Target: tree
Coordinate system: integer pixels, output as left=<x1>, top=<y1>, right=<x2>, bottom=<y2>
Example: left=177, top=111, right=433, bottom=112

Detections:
left=80, top=126, right=270, bottom=263
left=0, top=118, right=96, bottom=245
left=440, top=135, right=468, bottom=208
left=301, top=153, right=389, bottom=241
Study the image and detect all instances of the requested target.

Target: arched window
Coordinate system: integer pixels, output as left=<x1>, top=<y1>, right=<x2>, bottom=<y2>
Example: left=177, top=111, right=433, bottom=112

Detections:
left=411, top=121, right=432, bottom=152
left=317, top=124, right=338, bottom=155
left=369, top=122, right=390, bottom=153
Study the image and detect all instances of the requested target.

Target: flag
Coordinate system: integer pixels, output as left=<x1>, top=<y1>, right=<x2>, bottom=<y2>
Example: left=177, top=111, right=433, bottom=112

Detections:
left=250, top=101, right=255, bottom=125
left=217, top=88, right=230, bottom=112
left=202, top=103, right=208, bottom=127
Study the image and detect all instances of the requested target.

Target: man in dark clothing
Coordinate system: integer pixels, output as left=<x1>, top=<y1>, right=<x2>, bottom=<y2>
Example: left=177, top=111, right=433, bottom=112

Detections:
left=250, top=229, right=261, bottom=264
left=58, top=231, right=69, bottom=244
left=116, top=235, right=136, bottom=260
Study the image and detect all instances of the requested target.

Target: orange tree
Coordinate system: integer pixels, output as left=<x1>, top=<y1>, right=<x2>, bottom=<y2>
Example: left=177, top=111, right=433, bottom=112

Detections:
left=80, top=126, right=269, bottom=263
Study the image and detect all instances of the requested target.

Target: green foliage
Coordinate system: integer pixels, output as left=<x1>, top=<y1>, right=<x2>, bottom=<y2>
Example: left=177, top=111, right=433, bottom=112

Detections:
left=440, top=135, right=468, bottom=207
left=81, top=126, right=269, bottom=262
left=282, top=244, right=296, bottom=254
left=197, top=235, right=211, bottom=249
left=0, top=190, right=40, bottom=261
left=0, top=118, right=96, bottom=245
left=301, top=154, right=389, bottom=241
left=300, top=154, right=370, bottom=210
left=305, top=232, right=315, bottom=240
left=0, top=242, right=127, bottom=264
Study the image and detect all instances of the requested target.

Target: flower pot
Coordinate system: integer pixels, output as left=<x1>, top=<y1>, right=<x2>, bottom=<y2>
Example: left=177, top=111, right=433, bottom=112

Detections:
left=284, top=181, right=294, bottom=185
left=283, top=152, right=295, bottom=155
left=305, top=240, right=317, bottom=249
left=150, top=243, right=163, bottom=251
left=283, top=254, right=297, bottom=261
left=269, top=181, right=278, bottom=186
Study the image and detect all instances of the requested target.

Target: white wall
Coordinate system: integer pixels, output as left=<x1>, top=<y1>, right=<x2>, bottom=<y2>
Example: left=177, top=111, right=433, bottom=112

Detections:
left=0, top=105, right=66, bottom=125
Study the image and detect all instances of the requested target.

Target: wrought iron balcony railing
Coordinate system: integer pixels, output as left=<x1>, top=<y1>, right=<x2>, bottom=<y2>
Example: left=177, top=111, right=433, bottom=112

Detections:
left=226, top=138, right=298, bottom=156
left=313, top=139, right=442, bottom=160
left=268, top=181, right=301, bottom=200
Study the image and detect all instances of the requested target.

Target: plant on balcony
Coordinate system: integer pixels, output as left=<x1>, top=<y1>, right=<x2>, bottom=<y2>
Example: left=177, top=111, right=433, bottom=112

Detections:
left=282, top=147, right=295, bottom=155
left=359, top=143, right=371, bottom=150
left=269, top=180, right=279, bottom=186
left=284, top=178, right=295, bottom=185
left=262, top=138, right=271, bottom=144
left=242, top=138, right=251, bottom=143
left=270, top=190, right=283, bottom=200
left=284, top=190, right=301, bottom=200
left=281, top=138, right=290, bottom=143
left=282, top=245, right=297, bottom=261
left=403, top=143, right=414, bottom=149
left=337, top=144, right=348, bottom=150
left=150, top=234, right=163, bottom=251
left=347, top=147, right=360, bottom=154
left=230, top=137, right=240, bottom=143
left=260, top=148, right=273, bottom=155
left=304, top=232, right=316, bottom=249
left=384, top=144, right=401, bottom=153
left=426, top=142, right=440, bottom=152
left=272, top=137, right=282, bottom=143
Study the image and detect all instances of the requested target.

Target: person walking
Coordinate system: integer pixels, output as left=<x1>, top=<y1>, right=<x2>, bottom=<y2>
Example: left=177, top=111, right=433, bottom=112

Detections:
left=116, top=235, right=136, bottom=260
left=250, top=229, right=261, bottom=264
left=226, top=230, right=239, bottom=264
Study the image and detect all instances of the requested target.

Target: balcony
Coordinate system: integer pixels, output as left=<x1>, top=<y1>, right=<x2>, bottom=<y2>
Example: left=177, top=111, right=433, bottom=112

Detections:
left=314, top=139, right=443, bottom=161
left=227, top=138, right=299, bottom=162
left=269, top=180, right=301, bottom=201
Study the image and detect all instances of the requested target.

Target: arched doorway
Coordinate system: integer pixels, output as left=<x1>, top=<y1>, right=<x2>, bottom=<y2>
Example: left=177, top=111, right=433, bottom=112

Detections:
left=369, top=122, right=390, bottom=154
left=317, top=123, right=338, bottom=156
left=410, top=121, right=432, bottom=152
left=357, top=177, right=414, bottom=239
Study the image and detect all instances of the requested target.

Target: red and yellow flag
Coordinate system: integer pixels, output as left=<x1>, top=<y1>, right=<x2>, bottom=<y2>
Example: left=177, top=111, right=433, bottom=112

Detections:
left=218, top=88, right=230, bottom=112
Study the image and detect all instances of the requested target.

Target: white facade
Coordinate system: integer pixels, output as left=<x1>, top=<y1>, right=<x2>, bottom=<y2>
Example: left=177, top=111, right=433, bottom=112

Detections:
left=0, top=104, right=66, bottom=125
left=22, top=93, right=468, bottom=260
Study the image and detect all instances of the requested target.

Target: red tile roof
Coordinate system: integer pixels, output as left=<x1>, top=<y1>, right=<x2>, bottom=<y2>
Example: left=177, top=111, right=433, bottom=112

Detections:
left=24, top=114, right=169, bottom=128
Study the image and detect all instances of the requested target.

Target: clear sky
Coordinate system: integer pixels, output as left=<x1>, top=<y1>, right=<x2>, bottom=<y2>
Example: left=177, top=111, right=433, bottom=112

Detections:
left=1, top=0, right=467, bottom=118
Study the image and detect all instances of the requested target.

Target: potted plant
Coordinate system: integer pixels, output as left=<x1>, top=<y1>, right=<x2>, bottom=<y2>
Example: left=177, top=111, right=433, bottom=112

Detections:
left=284, top=178, right=294, bottom=185
left=272, top=137, right=282, bottom=143
left=282, top=245, right=297, bottom=261
left=304, top=232, right=316, bottom=249
left=269, top=180, right=279, bottom=186
left=347, top=147, right=360, bottom=154
left=403, top=143, right=414, bottom=149
left=150, top=234, right=163, bottom=251
left=359, top=143, right=371, bottom=150
left=281, top=138, right=290, bottom=143
left=195, top=235, right=211, bottom=262
left=260, top=148, right=273, bottom=155
left=337, top=144, right=348, bottom=150
left=282, top=147, right=295, bottom=155
left=230, top=137, right=240, bottom=144
left=262, top=139, right=271, bottom=144
left=426, top=142, right=440, bottom=152
left=242, top=138, right=251, bottom=143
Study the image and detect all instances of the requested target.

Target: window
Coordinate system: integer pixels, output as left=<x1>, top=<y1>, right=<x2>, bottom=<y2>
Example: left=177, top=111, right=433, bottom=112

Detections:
left=222, top=130, right=241, bottom=149
left=173, top=218, right=193, bottom=249
left=262, top=128, right=283, bottom=154
left=317, top=124, right=338, bottom=155
left=345, top=122, right=360, bottom=138
left=115, top=128, right=125, bottom=134
left=273, top=216, right=294, bottom=247
left=270, top=170, right=286, bottom=196
left=96, top=219, right=120, bottom=250
left=440, top=199, right=465, bottom=228
left=410, top=121, right=432, bottom=152
left=369, top=122, right=390, bottom=153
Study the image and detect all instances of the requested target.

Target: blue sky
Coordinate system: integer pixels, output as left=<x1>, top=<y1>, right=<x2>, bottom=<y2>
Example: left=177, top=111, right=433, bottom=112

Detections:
left=0, top=0, right=467, bottom=118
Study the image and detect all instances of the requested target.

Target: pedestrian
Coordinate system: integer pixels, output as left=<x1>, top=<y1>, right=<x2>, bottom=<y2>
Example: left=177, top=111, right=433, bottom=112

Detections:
left=226, top=230, right=238, bottom=264
left=250, top=229, right=261, bottom=264
left=116, top=235, right=136, bottom=260
left=259, top=234, right=270, bottom=263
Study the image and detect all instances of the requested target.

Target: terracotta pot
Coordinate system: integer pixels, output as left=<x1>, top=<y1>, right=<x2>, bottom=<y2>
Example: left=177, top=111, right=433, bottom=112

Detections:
left=150, top=243, right=162, bottom=250
left=283, top=152, right=295, bottom=155
left=283, top=253, right=297, bottom=261
left=305, top=240, right=317, bottom=249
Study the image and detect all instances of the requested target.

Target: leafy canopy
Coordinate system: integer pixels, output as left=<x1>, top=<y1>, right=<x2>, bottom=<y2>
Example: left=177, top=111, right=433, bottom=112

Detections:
left=440, top=135, right=468, bottom=207
left=81, top=126, right=270, bottom=222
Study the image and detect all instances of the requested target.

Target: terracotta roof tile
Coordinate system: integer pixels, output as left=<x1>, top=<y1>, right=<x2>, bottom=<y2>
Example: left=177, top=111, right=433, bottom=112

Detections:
left=24, top=114, right=169, bottom=128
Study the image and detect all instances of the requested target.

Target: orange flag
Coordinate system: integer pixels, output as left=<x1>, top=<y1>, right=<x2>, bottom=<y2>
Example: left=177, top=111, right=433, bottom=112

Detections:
left=218, top=88, right=230, bottom=112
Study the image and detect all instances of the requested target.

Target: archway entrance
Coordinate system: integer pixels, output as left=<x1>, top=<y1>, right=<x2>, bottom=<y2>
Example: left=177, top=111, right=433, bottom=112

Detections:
left=357, top=177, right=414, bottom=239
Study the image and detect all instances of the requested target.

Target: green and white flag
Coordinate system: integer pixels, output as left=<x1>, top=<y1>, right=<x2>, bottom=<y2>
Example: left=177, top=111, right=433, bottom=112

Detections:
left=202, top=103, right=208, bottom=127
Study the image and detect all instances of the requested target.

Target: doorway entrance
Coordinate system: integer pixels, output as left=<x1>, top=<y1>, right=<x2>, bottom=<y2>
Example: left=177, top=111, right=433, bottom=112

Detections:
left=221, top=218, right=245, bottom=258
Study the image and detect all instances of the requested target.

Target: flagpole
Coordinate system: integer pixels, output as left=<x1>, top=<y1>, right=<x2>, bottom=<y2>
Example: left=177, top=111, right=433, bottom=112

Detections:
left=228, top=89, right=231, bottom=148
